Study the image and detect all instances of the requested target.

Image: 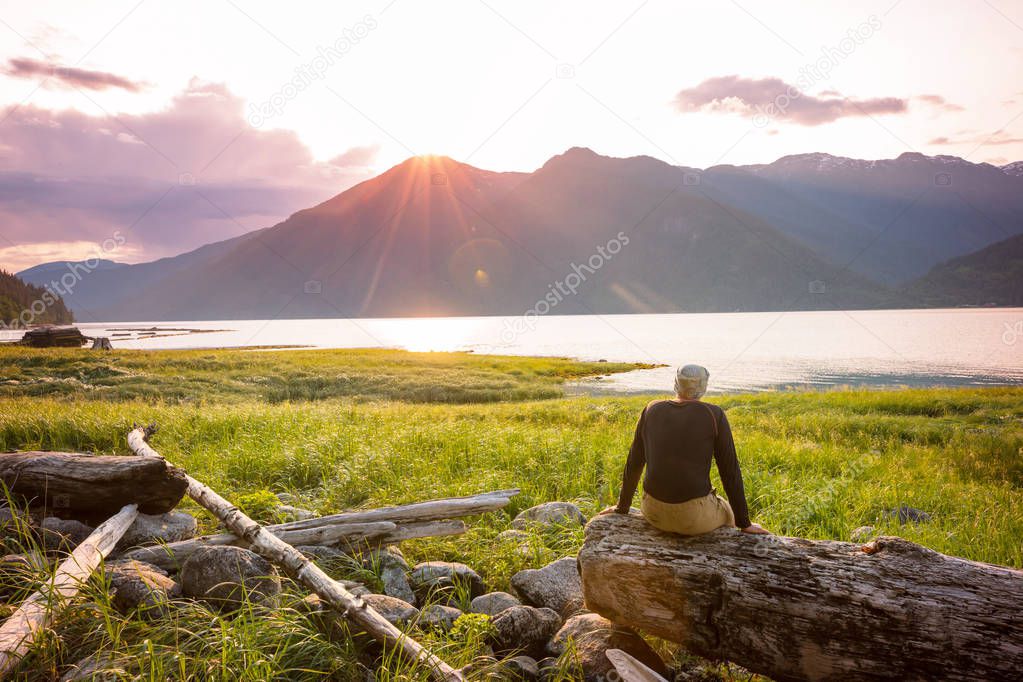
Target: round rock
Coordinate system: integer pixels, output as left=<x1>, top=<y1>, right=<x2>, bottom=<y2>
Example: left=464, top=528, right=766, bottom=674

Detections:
left=117, top=511, right=197, bottom=550
left=40, top=517, right=93, bottom=552
left=510, top=557, right=584, bottom=618
left=419, top=604, right=463, bottom=631
left=410, top=561, right=486, bottom=602
left=470, top=591, right=521, bottom=616
left=491, top=605, right=562, bottom=658
left=547, top=613, right=668, bottom=681
left=511, top=502, right=586, bottom=530
left=362, top=593, right=419, bottom=628
left=105, top=559, right=180, bottom=617
left=180, top=546, right=281, bottom=610
left=364, top=546, right=416, bottom=605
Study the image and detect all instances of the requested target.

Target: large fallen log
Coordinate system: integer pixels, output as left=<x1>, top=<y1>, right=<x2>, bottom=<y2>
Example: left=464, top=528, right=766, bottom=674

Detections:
left=0, top=452, right=188, bottom=516
left=122, top=519, right=466, bottom=570
left=127, top=427, right=464, bottom=681
left=579, top=513, right=1023, bottom=682
left=0, top=504, right=139, bottom=678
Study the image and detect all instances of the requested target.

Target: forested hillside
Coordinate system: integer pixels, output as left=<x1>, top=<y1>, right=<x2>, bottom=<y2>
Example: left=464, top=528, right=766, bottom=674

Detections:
left=0, top=270, right=74, bottom=327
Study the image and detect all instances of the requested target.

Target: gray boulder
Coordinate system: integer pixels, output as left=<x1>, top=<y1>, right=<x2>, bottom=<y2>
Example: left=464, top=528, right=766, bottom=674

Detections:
left=510, top=557, right=584, bottom=618
left=362, top=593, right=419, bottom=628
left=491, top=605, right=562, bottom=658
left=410, top=561, right=486, bottom=603
left=41, top=517, right=93, bottom=552
left=180, top=546, right=281, bottom=610
left=547, top=613, right=667, bottom=681
left=511, top=502, right=586, bottom=530
left=364, top=546, right=415, bottom=605
left=117, top=511, right=197, bottom=550
left=850, top=525, right=876, bottom=542
left=419, top=604, right=463, bottom=631
left=104, top=559, right=180, bottom=617
left=470, top=591, right=521, bottom=616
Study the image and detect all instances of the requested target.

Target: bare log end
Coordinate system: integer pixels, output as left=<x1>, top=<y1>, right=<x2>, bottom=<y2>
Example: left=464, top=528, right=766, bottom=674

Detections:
left=0, top=452, right=189, bottom=518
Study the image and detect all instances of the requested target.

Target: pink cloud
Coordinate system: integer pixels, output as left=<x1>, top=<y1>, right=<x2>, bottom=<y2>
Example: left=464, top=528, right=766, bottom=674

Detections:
left=673, top=75, right=907, bottom=125
left=4, top=57, right=145, bottom=92
left=915, top=94, right=965, bottom=112
left=0, top=80, right=377, bottom=269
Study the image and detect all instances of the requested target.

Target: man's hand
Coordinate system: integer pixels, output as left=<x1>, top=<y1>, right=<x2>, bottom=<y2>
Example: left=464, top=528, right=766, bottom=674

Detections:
left=740, top=522, right=770, bottom=535
left=598, top=506, right=624, bottom=516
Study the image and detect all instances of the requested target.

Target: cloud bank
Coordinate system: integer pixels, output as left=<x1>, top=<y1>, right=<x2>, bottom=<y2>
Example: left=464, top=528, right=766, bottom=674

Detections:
left=673, top=75, right=907, bottom=125
left=0, top=79, right=375, bottom=271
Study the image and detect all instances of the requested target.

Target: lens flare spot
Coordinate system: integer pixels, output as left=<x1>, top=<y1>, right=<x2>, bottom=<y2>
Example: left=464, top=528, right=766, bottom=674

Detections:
left=474, top=268, right=490, bottom=287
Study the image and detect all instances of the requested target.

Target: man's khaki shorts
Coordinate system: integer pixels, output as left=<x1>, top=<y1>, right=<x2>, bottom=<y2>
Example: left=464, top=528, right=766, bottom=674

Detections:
left=641, top=491, right=735, bottom=535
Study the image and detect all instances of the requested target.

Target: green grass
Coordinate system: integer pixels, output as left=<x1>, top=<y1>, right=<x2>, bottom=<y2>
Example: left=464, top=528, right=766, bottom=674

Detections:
left=0, top=346, right=648, bottom=404
left=0, top=346, right=1020, bottom=680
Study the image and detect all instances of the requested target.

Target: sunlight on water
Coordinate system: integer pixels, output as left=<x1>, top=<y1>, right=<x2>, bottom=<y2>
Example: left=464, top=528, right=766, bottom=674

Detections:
left=4, top=308, right=1021, bottom=393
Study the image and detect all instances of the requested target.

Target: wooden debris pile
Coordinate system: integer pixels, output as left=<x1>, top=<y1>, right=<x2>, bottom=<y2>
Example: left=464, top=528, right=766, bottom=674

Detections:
left=0, top=426, right=526, bottom=681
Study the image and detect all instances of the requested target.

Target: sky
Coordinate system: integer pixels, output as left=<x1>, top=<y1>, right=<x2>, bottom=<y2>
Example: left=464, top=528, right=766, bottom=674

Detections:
left=0, top=0, right=1022, bottom=271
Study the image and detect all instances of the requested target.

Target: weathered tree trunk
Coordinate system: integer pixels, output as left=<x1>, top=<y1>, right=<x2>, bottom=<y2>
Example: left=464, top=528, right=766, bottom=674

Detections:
left=0, top=504, right=139, bottom=678
left=121, top=519, right=466, bottom=570
left=0, top=452, right=188, bottom=516
left=579, top=513, right=1023, bottom=682
left=127, top=427, right=463, bottom=682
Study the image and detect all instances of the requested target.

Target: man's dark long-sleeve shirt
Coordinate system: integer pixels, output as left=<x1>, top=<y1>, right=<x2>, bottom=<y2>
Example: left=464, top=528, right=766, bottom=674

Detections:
left=616, top=399, right=751, bottom=528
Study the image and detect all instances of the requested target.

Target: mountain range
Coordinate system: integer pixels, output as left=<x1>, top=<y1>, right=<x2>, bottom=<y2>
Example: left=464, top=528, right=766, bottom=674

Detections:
left=17, top=149, right=1023, bottom=321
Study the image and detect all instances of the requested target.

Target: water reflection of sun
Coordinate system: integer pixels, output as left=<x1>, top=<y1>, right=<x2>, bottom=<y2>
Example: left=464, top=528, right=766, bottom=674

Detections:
left=390, top=317, right=484, bottom=353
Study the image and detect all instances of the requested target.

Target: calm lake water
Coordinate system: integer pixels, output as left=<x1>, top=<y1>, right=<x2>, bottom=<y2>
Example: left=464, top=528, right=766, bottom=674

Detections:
left=6, top=308, right=1022, bottom=394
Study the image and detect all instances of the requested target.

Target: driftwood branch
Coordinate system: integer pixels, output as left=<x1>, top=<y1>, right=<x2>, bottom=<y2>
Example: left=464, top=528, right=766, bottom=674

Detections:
left=121, top=519, right=466, bottom=571
left=0, top=504, right=139, bottom=678
left=127, top=427, right=464, bottom=682
left=0, top=451, right=187, bottom=516
left=579, top=513, right=1023, bottom=682
left=116, top=487, right=518, bottom=569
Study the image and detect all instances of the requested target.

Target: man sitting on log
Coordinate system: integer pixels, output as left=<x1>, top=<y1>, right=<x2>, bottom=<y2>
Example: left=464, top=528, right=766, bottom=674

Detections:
left=604, top=364, right=769, bottom=536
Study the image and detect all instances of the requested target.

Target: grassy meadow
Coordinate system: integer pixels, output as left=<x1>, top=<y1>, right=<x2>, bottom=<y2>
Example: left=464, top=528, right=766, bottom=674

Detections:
left=0, top=345, right=1021, bottom=680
